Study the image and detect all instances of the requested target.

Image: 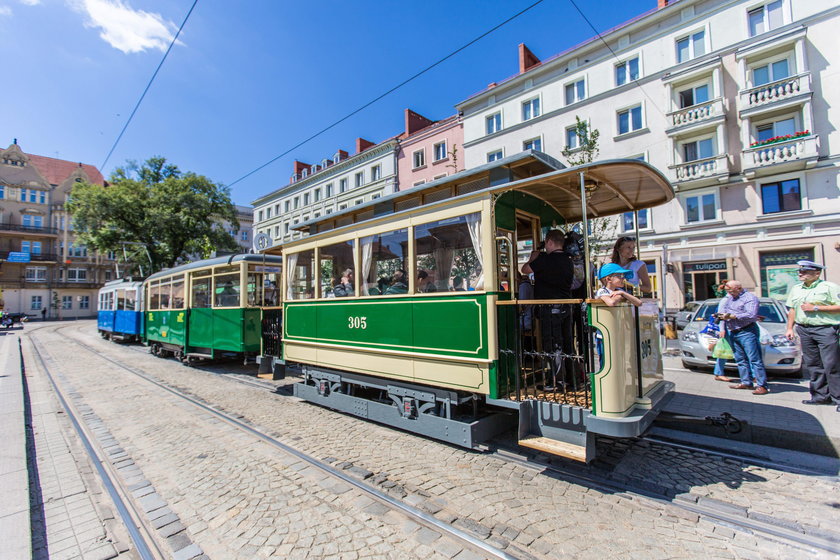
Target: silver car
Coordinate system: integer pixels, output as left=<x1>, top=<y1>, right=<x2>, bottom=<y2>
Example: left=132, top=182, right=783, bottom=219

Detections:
left=679, top=298, right=801, bottom=377
left=675, top=301, right=701, bottom=330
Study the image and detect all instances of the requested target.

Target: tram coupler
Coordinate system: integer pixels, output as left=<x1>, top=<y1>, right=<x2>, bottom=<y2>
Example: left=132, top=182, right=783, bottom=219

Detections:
left=656, top=411, right=742, bottom=435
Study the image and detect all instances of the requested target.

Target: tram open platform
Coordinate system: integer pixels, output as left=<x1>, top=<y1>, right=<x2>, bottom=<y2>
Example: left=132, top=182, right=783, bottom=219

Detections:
left=657, top=353, right=840, bottom=462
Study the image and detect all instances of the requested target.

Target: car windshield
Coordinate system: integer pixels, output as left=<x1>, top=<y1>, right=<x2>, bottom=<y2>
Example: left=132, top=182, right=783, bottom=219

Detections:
left=694, top=301, right=786, bottom=323
left=682, top=302, right=699, bottom=312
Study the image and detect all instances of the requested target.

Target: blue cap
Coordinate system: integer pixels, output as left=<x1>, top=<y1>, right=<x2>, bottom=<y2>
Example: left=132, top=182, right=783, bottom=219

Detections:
left=797, top=260, right=824, bottom=271
left=599, top=263, right=632, bottom=279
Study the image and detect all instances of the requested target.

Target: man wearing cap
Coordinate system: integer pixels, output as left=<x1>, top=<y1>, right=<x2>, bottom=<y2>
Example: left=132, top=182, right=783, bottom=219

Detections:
left=785, top=261, right=840, bottom=410
left=717, top=281, right=770, bottom=395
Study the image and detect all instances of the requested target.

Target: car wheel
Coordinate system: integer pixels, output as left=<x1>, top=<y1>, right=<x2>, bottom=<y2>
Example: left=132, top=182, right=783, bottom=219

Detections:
left=681, top=360, right=700, bottom=372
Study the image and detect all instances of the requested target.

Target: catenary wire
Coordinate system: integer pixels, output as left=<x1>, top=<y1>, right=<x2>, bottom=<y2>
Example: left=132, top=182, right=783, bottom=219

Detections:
left=566, top=0, right=665, bottom=117
left=100, top=0, right=200, bottom=172
left=226, top=0, right=545, bottom=189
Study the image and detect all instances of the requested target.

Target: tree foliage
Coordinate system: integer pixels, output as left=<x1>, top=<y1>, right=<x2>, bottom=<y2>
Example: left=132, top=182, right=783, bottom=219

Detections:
left=67, top=157, right=239, bottom=273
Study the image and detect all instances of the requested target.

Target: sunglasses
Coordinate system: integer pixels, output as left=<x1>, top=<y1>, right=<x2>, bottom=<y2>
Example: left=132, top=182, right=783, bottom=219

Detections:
left=798, top=269, right=818, bottom=274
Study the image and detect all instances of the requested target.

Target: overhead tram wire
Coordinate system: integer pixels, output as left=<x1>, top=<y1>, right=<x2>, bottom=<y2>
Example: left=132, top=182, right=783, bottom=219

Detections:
left=566, top=0, right=665, bottom=117
left=226, top=0, right=545, bottom=189
left=100, top=0, right=200, bottom=172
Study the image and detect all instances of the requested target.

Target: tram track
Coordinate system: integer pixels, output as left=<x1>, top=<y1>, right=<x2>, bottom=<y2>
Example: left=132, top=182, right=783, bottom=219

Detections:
left=34, top=324, right=518, bottom=560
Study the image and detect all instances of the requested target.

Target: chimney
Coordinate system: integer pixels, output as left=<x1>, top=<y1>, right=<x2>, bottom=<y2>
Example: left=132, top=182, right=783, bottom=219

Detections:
left=355, top=138, right=375, bottom=154
left=657, top=0, right=668, bottom=8
left=335, top=149, right=349, bottom=162
left=518, top=43, right=541, bottom=74
left=404, top=109, right=435, bottom=136
left=293, top=160, right=311, bottom=175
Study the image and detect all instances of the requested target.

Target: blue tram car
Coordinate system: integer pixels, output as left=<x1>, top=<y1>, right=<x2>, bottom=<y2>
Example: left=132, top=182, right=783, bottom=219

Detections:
left=97, top=278, right=145, bottom=342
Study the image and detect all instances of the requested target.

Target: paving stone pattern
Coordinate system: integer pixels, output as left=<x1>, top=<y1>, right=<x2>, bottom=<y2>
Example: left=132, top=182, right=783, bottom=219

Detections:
left=30, top=323, right=835, bottom=559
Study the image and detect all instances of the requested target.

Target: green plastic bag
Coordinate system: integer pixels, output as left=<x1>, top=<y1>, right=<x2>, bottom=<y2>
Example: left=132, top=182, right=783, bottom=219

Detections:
left=712, top=337, right=734, bottom=360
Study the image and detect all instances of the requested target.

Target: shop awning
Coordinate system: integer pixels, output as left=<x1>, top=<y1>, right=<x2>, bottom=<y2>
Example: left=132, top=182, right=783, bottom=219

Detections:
left=666, top=245, right=741, bottom=263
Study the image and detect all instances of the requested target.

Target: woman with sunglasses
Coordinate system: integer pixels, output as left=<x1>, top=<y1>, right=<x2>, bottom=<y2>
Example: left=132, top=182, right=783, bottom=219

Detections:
left=610, top=236, right=652, bottom=294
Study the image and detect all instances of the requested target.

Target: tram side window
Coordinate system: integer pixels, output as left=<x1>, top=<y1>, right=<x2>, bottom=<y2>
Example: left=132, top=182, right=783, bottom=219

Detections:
left=320, top=240, right=356, bottom=298
left=247, top=271, right=264, bottom=306
left=286, top=250, right=315, bottom=300
left=191, top=275, right=212, bottom=308
left=361, top=229, right=408, bottom=296
left=116, top=290, right=126, bottom=310
left=149, top=283, right=161, bottom=310
left=125, top=288, right=137, bottom=311
left=414, top=213, right=484, bottom=292
left=159, top=281, right=171, bottom=310
left=171, top=278, right=185, bottom=309
left=214, top=273, right=241, bottom=307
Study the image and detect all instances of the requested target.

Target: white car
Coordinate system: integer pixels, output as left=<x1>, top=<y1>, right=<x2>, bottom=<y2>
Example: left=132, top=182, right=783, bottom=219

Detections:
left=679, top=298, right=801, bottom=377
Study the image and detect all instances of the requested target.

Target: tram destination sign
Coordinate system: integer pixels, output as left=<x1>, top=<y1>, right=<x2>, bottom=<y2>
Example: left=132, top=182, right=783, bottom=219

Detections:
left=683, top=261, right=726, bottom=273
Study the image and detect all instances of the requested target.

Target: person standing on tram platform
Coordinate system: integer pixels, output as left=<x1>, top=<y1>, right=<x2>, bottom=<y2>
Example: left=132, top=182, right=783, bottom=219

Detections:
left=610, top=236, right=651, bottom=294
left=785, top=261, right=840, bottom=411
left=717, top=281, right=770, bottom=395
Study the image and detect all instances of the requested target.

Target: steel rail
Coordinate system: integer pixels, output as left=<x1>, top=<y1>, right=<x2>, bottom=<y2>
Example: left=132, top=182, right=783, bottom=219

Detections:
left=23, top=338, right=162, bottom=560
left=50, top=326, right=519, bottom=560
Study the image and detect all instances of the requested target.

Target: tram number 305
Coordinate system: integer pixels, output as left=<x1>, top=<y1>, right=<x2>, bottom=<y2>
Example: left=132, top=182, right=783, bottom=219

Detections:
left=348, top=316, right=368, bottom=330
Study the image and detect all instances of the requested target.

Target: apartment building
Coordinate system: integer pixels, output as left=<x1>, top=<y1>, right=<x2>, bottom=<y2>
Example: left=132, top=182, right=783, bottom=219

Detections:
left=224, top=205, right=254, bottom=253
left=397, top=110, right=463, bottom=190
left=253, top=136, right=399, bottom=244
left=0, top=141, right=110, bottom=318
left=455, top=0, right=840, bottom=309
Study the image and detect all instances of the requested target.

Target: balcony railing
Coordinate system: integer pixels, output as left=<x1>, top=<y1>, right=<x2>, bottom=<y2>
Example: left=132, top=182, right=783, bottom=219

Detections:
left=742, top=135, right=819, bottom=170
left=0, top=251, right=59, bottom=262
left=0, top=222, right=59, bottom=235
left=670, top=155, right=729, bottom=183
left=740, top=72, right=811, bottom=112
left=667, top=98, right=724, bottom=130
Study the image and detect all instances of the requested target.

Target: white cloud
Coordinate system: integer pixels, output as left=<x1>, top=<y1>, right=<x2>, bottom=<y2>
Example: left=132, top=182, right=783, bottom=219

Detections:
left=71, top=0, right=179, bottom=54
left=0, top=6, right=12, bottom=16
left=19, top=0, right=41, bottom=6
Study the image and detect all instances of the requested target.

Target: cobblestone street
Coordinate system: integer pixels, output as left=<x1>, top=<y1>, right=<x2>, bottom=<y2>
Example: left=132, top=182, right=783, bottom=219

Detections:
left=16, top=322, right=840, bottom=559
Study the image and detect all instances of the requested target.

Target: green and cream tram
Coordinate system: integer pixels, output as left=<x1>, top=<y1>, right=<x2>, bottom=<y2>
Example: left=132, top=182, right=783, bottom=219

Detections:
left=268, top=153, right=673, bottom=462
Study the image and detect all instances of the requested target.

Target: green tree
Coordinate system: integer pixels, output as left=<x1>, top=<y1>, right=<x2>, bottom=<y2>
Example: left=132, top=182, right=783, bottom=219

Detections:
left=68, top=157, right=239, bottom=272
left=560, top=117, right=616, bottom=266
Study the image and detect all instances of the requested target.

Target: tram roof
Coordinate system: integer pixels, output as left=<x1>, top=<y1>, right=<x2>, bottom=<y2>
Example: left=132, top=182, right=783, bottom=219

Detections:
left=146, top=253, right=283, bottom=281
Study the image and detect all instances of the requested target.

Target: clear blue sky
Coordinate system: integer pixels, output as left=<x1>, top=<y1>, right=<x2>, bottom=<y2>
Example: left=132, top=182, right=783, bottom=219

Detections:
left=2, top=0, right=651, bottom=206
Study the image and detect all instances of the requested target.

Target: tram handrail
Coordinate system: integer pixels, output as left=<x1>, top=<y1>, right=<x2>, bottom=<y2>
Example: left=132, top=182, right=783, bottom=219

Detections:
left=495, top=298, right=584, bottom=305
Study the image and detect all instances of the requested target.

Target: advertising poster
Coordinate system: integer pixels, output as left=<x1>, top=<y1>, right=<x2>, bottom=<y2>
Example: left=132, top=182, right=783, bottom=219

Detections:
left=766, top=265, right=798, bottom=301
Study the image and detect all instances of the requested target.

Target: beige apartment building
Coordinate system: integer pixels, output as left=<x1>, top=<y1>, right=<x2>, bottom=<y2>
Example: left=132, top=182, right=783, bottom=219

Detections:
left=456, top=0, right=840, bottom=310
left=0, top=141, right=112, bottom=318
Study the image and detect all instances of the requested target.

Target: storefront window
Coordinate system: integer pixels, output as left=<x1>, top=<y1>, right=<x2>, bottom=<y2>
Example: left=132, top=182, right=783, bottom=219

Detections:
left=760, top=249, right=814, bottom=301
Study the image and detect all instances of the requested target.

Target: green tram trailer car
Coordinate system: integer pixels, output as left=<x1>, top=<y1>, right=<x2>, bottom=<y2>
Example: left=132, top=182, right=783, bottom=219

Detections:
left=144, top=254, right=283, bottom=364
left=267, top=152, right=675, bottom=462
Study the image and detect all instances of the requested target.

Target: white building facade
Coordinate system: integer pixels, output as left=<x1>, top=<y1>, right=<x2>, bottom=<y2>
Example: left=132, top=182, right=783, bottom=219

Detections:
left=456, top=0, right=840, bottom=309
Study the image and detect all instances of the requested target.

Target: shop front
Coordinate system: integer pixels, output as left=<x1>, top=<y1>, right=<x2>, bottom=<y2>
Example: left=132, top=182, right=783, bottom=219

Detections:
left=759, top=248, right=815, bottom=302
left=682, top=261, right=728, bottom=302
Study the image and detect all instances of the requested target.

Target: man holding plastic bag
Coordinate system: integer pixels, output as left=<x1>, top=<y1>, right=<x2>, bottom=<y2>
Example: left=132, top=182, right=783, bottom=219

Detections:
left=716, top=281, right=770, bottom=395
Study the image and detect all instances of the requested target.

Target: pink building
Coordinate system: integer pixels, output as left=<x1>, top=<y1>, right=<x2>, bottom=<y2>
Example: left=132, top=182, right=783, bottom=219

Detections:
left=396, top=109, right=463, bottom=190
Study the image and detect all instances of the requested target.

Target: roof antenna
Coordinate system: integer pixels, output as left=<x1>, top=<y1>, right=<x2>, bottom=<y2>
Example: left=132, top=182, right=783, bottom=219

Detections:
left=13, top=138, right=17, bottom=144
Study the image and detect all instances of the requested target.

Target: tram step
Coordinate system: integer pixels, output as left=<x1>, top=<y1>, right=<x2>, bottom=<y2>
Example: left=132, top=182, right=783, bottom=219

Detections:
left=518, top=435, right=588, bottom=462
left=186, top=352, right=213, bottom=359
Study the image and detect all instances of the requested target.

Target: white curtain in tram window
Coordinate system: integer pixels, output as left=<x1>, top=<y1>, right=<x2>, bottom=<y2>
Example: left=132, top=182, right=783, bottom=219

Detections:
left=433, top=247, right=453, bottom=290
left=465, top=212, right=484, bottom=290
left=361, top=236, right=374, bottom=296
left=285, top=253, right=298, bottom=300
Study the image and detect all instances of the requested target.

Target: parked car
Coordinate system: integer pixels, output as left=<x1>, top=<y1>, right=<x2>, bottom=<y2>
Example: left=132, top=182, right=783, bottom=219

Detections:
left=675, top=301, right=701, bottom=330
left=679, top=298, right=801, bottom=377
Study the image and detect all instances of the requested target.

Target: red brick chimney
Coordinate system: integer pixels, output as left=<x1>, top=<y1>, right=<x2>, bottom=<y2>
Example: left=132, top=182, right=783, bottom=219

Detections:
left=657, top=0, right=668, bottom=8
left=293, top=160, right=311, bottom=175
left=518, top=43, right=541, bottom=74
left=355, top=138, right=375, bottom=154
left=404, top=109, right=435, bottom=136
left=335, top=149, right=349, bottom=161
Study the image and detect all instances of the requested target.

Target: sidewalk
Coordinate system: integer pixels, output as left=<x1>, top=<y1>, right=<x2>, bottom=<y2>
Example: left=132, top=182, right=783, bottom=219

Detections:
left=659, top=355, right=840, bottom=458
left=0, top=329, right=31, bottom=560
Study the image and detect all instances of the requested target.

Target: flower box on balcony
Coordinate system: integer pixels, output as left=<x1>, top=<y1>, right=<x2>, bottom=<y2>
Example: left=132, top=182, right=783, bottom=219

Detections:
left=749, top=131, right=810, bottom=148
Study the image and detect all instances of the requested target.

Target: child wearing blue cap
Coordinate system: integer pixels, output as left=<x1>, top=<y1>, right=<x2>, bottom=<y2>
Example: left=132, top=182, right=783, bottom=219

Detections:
left=596, top=263, right=642, bottom=307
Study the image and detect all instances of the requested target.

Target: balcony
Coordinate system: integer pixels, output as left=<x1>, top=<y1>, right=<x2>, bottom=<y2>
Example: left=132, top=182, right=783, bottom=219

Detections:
left=739, top=73, right=811, bottom=117
left=669, top=155, right=730, bottom=187
left=742, top=134, right=819, bottom=177
left=666, top=98, right=725, bottom=134
left=0, top=251, right=59, bottom=262
left=0, top=222, right=59, bottom=236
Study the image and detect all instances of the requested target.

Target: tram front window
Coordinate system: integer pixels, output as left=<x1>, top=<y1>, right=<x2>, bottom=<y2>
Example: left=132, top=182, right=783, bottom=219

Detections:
left=414, top=213, right=483, bottom=292
left=361, top=229, right=408, bottom=296
left=214, top=273, right=241, bottom=307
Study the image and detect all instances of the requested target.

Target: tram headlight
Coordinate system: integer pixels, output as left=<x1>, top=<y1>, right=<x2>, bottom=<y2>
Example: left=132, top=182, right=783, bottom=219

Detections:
left=681, top=331, right=698, bottom=342
left=769, top=334, right=795, bottom=347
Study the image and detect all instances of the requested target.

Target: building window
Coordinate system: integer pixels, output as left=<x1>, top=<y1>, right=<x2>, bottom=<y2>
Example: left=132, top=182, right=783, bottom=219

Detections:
left=683, top=190, right=718, bottom=223
left=676, top=29, right=706, bottom=63
left=20, top=188, right=26, bottom=201
left=523, top=137, right=542, bottom=151
left=68, top=268, right=88, bottom=282
left=105, top=270, right=112, bottom=281
left=748, top=0, right=783, bottom=37
left=0, top=185, right=4, bottom=199
left=284, top=223, right=289, bottom=234
left=22, top=241, right=42, bottom=254
left=314, top=189, right=321, bottom=202
left=39, top=191, right=46, bottom=204
left=355, top=172, right=364, bottom=188
left=564, top=79, right=585, bottom=105
left=339, top=204, right=347, bottom=210
left=31, top=296, right=43, bottom=310
left=487, top=150, right=503, bottom=162
left=241, top=230, right=248, bottom=241
left=80, top=296, right=90, bottom=310
left=682, top=137, right=715, bottom=162
left=522, top=98, right=540, bottom=121
left=761, top=178, right=801, bottom=214
left=355, top=199, right=364, bottom=206
left=339, top=179, right=348, bottom=193
left=433, top=141, right=447, bottom=162
left=751, top=57, right=790, bottom=86
left=326, top=183, right=334, bottom=197
left=413, top=180, right=426, bottom=187
left=485, top=112, right=502, bottom=135
left=615, top=57, right=639, bottom=86
left=755, top=116, right=795, bottom=143
left=622, top=209, right=650, bottom=232
left=371, top=165, right=381, bottom=181
left=284, top=201, right=291, bottom=212
left=266, top=207, right=272, bottom=219
left=617, top=105, right=643, bottom=135
left=412, top=149, right=426, bottom=169
left=25, top=267, right=47, bottom=281
left=565, top=126, right=580, bottom=150
left=303, top=192, right=310, bottom=205
left=257, top=210, right=264, bottom=221
left=62, top=296, right=73, bottom=310
left=677, top=83, right=710, bottom=108
left=294, top=197, right=300, bottom=209
left=371, top=193, right=381, bottom=200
